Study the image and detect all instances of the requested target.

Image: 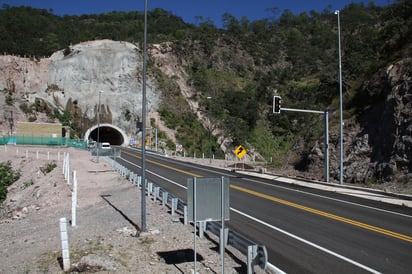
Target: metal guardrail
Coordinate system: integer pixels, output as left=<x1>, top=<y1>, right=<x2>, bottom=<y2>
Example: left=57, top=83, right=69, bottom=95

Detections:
left=206, top=220, right=267, bottom=273
left=105, top=157, right=269, bottom=273
left=91, top=147, right=121, bottom=157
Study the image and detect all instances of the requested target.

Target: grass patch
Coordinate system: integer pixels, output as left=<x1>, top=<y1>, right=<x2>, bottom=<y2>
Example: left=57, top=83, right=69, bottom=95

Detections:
left=40, top=161, right=57, bottom=175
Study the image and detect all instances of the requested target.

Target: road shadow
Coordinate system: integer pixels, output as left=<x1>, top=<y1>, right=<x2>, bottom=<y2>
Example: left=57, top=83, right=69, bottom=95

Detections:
left=157, top=248, right=205, bottom=273
left=157, top=248, right=204, bottom=264
left=100, top=194, right=140, bottom=234
left=204, top=232, right=247, bottom=273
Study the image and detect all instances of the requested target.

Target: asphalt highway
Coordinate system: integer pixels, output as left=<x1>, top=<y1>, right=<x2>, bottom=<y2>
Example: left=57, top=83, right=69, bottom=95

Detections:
left=117, top=148, right=412, bottom=274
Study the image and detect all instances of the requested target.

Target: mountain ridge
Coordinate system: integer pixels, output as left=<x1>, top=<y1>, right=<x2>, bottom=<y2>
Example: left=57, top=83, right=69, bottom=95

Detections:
left=1, top=2, right=411, bottom=186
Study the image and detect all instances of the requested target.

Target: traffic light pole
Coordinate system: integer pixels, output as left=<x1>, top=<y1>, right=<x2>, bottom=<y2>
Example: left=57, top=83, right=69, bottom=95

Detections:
left=279, top=107, right=329, bottom=183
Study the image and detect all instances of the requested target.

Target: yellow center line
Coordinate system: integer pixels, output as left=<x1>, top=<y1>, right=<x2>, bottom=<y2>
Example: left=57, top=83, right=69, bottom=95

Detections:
left=123, top=150, right=200, bottom=177
left=231, top=184, right=412, bottom=243
left=122, top=149, right=412, bottom=243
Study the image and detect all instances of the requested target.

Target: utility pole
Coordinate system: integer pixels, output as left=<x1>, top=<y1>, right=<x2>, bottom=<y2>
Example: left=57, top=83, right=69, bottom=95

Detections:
left=141, top=0, right=148, bottom=233
left=207, top=96, right=213, bottom=164
left=335, top=10, right=344, bottom=184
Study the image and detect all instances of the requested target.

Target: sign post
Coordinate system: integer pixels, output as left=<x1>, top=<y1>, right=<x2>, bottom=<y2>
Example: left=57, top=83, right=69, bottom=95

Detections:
left=188, top=177, right=230, bottom=273
left=234, top=145, right=247, bottom=170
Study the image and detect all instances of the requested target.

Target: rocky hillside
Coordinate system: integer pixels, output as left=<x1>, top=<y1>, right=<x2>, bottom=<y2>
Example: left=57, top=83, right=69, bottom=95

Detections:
left=1, top=2, right=411, bottom=186
left=305, top=58, right=412, bottom=185
left=1, top=40, right=411, bottom=186
left=0, top=40, right=160, bottom=138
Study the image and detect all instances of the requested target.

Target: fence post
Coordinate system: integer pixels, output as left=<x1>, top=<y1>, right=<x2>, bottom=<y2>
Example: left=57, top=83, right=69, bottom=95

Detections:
left=71, top=171, right=77, bottom=227
left=59, top=217, right=70, bottom=271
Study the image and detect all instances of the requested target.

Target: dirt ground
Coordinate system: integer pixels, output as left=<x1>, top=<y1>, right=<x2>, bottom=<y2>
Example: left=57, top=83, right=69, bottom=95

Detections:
left=0, top=146, right=260, bottom=274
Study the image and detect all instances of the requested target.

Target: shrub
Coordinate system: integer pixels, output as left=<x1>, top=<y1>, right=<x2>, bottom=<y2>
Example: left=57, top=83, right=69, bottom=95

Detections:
left=5, top=95, right=14, bottom=105
left=40, top=161, right=57, bottom=175
left=0, top=161, right=21, bottom=202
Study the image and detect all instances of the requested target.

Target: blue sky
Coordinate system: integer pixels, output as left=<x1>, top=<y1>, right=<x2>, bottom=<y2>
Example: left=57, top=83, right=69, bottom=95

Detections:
left=1, top=0, right=395, bottom=26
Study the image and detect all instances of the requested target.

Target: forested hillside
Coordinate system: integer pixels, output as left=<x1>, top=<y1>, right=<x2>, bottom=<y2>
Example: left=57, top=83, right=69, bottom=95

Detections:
left=1, top=1, right=411, bottom=185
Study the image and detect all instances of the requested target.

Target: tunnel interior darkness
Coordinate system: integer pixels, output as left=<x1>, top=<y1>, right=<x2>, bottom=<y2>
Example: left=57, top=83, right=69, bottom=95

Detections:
left=89, top=126, right=124, bottom=146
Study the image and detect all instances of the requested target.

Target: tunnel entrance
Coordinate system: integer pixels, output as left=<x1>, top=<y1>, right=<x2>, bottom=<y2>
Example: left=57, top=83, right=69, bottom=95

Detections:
left=85, top=124, right=128, bottom=146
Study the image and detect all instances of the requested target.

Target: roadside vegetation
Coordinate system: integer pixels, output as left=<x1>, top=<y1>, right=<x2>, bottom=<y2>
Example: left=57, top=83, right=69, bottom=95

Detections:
left=0, top=161, right=21, bottom=203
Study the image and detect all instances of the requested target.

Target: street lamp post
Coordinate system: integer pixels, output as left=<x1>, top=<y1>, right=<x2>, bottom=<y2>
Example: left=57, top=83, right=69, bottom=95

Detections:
left=335, top=10, right=343, bottom=184
left=141, top=0, right=148, bottom=233
left=207, top=96, right=212, bottom=164
left=96, top=90, right=104, bottom=163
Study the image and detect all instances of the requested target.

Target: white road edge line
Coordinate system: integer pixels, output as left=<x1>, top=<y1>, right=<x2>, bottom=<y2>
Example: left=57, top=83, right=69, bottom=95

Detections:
left=118, top=156, right=381, bottom=273
left=231, top=208, right=381, bottom=274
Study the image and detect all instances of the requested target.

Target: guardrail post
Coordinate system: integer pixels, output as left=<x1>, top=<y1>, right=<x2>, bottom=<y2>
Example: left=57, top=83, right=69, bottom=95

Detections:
left=183, top=205, right=188, bottom=225
left=199, top=221, right=206, bottom=238
left=171, top=198, right=178, bottom=216
left=154, top=186, right=160, bottom=203
left=162, top=191, right=168, bottom=206
left=147, top=182, right=153, bottom=196
left=247, top=245, right=257, bottom=274
left=133, top=173, right=136, bottom=185
left=246, top=244, right=268, bottom=273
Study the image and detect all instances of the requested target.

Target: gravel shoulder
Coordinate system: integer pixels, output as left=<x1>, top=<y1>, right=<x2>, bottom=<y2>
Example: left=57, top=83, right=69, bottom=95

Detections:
left=0, top=146, right=253, bottom=273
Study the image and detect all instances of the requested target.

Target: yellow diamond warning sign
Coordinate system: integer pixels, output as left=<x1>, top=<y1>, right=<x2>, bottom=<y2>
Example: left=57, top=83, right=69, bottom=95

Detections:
left=234, top=145, right=247, bottom=159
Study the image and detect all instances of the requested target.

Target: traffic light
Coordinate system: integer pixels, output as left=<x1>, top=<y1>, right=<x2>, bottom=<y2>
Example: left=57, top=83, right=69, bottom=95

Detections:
left=273, top=96, right=281, bottom=114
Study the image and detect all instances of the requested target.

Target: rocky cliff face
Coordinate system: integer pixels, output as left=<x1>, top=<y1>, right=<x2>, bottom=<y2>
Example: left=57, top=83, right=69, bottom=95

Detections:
left=308, top=58, right=412, bottom=184
left=0, top=40, right=160, bottom=138
left=349, top=58, right=412, bottom=183
left=1, top=40, right=410, bottom=184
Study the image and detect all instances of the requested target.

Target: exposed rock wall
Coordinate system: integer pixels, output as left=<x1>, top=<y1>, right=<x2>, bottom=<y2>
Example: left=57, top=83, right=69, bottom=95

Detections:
left=349, top=58, right=412, bottom=183
left=0, top=40, right=160, bottom=139
left=308, top=58, right=412, bottom=183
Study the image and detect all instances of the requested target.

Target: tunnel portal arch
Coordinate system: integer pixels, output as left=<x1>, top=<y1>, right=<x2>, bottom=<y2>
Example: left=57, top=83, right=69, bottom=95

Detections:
left=84, top=123, right=128, bottom=146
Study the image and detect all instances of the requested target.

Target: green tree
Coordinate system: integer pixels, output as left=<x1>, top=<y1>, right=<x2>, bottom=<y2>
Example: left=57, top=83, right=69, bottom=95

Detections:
left=0, top=161, right=21, bottom=202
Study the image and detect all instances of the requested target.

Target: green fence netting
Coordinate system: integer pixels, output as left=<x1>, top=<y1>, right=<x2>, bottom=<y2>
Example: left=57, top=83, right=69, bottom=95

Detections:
left=0, top=136, right=87, bottom=149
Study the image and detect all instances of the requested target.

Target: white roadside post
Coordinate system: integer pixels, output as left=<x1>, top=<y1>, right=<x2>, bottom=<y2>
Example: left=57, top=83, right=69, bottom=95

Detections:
left=59, top=217, right=70, bottom=271
left=71, top=171, right=78, bottom=227
left=62, top=152, right=66, bottom=174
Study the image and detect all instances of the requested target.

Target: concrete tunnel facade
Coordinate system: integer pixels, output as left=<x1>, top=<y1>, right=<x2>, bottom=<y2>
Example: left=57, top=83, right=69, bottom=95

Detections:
left=84, top=123, right=129, bottom=146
